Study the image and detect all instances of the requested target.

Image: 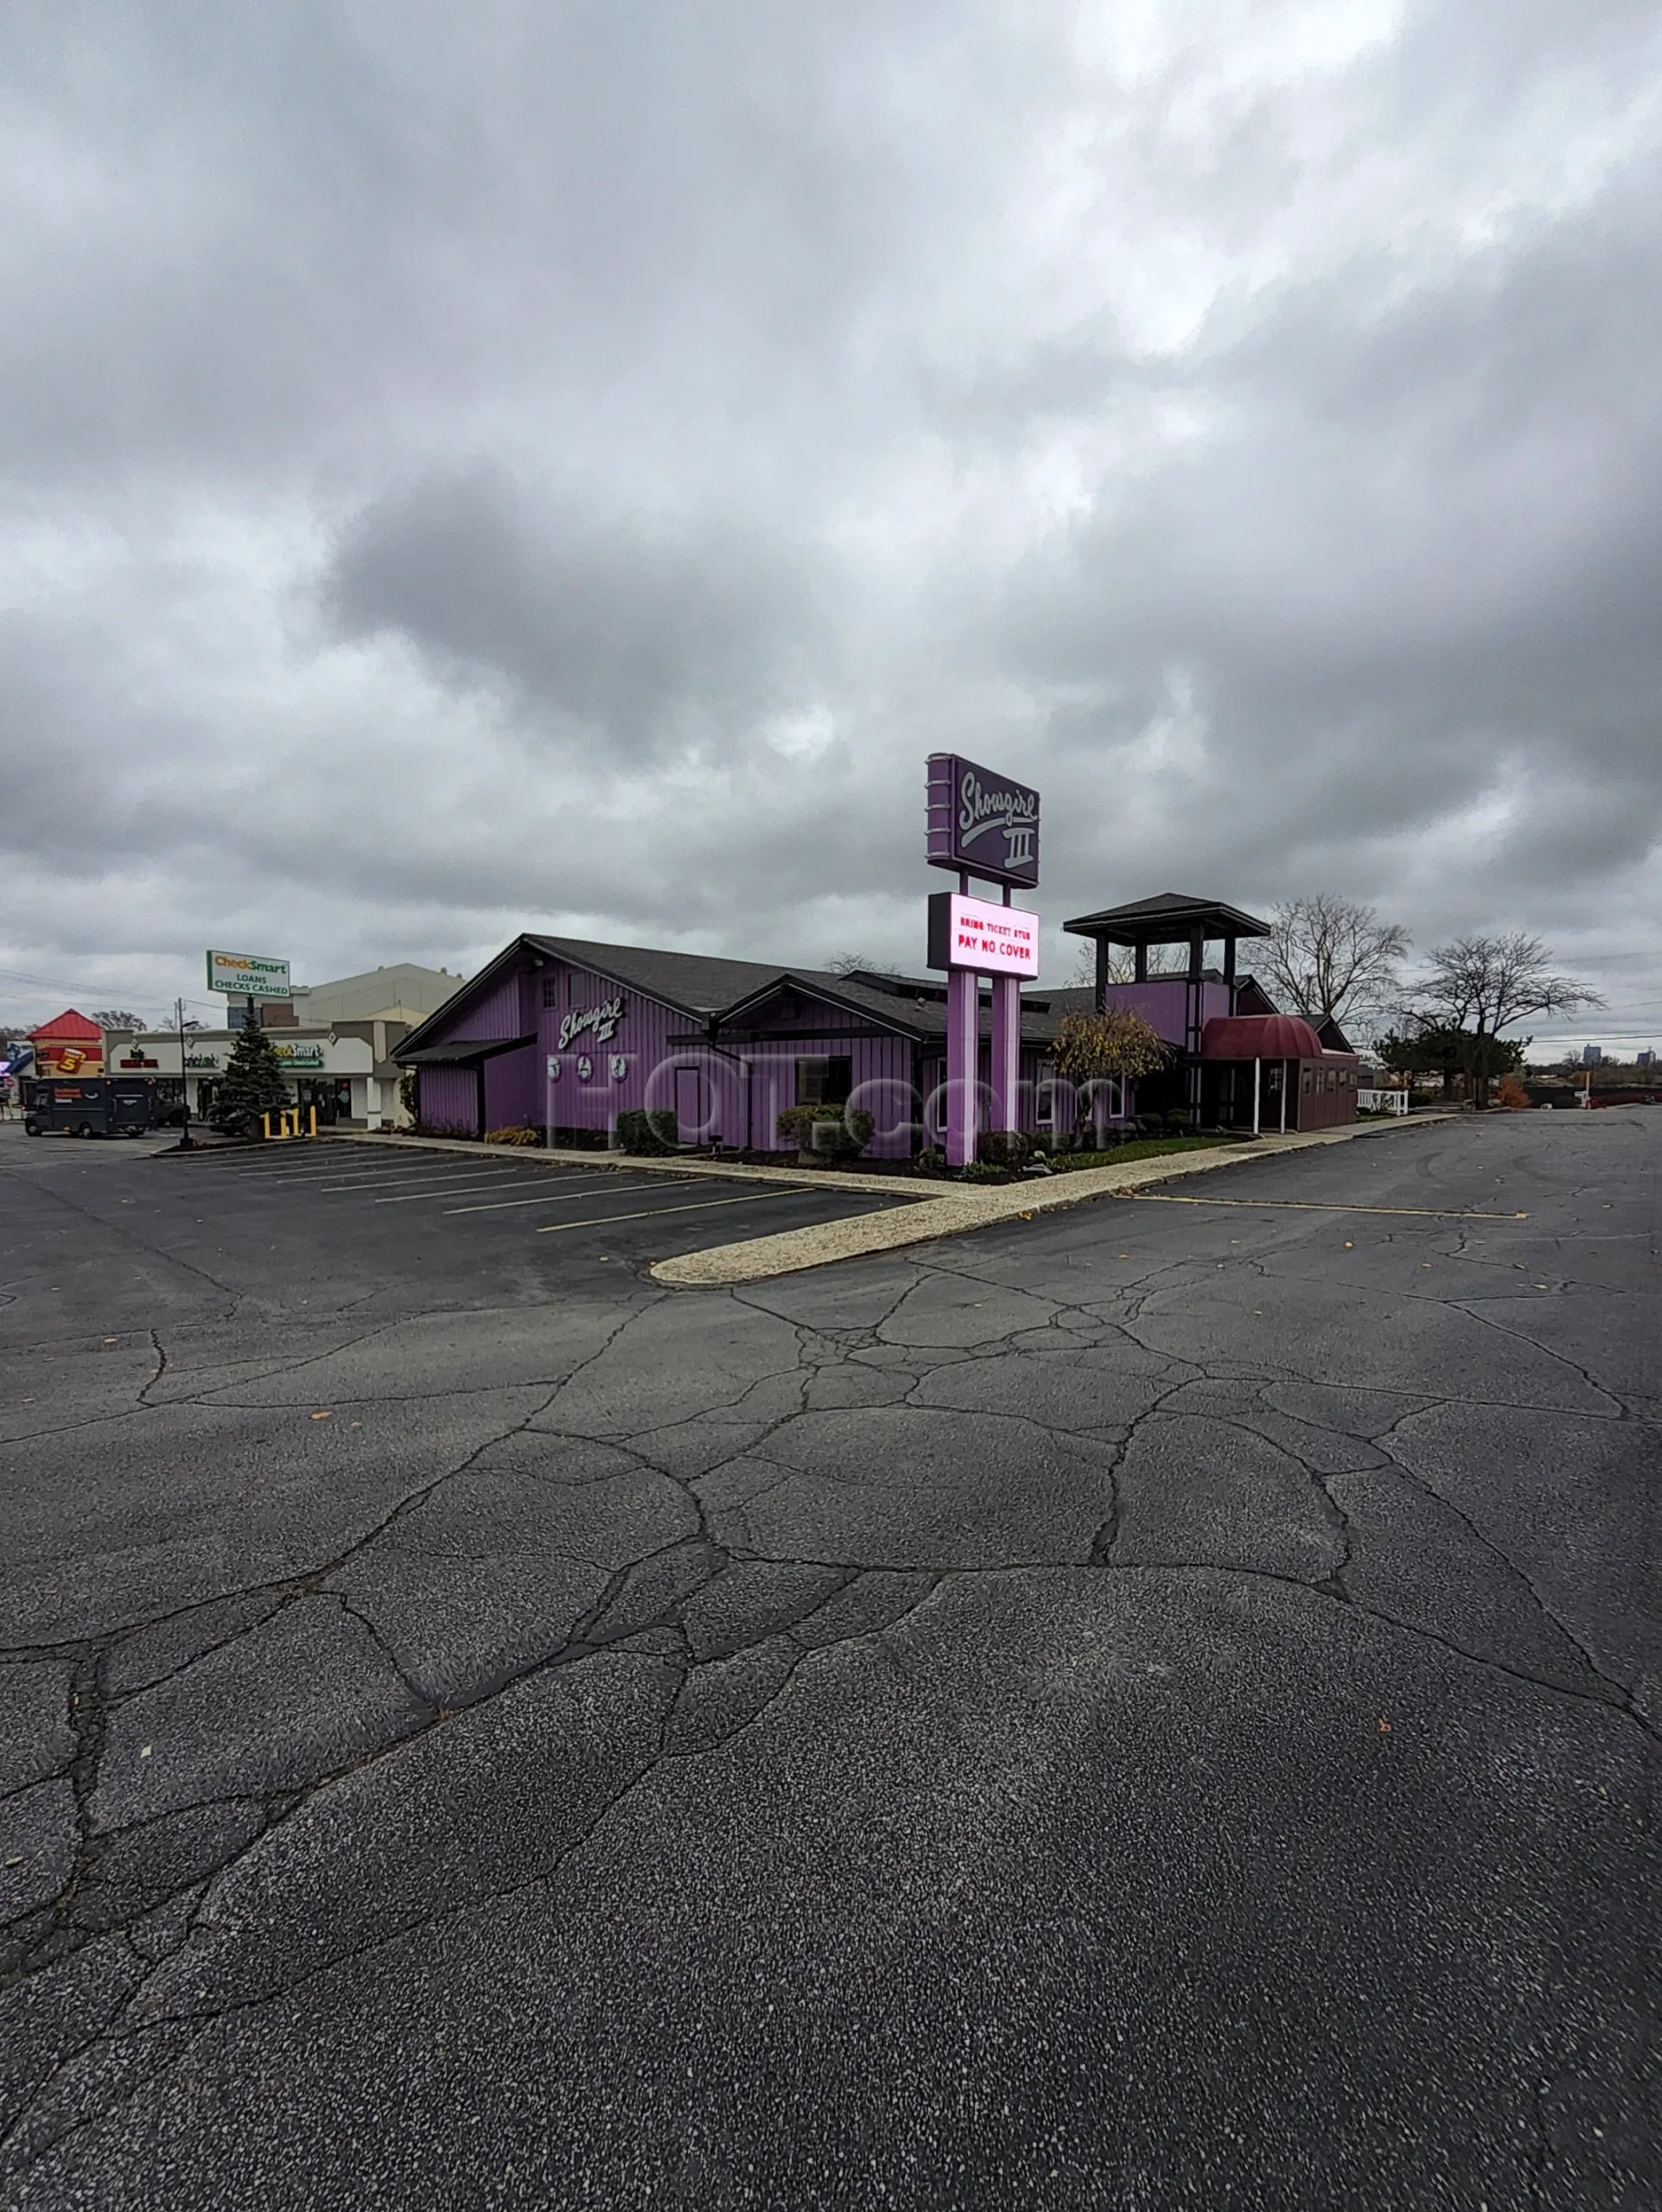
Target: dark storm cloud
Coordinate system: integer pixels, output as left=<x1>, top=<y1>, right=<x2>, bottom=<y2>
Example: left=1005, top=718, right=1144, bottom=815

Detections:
left=327, top=467, right=835, bottom=755
left=988, top=142, right=1662, bottom=930
left=3, top=0, right=1662, bottom=1046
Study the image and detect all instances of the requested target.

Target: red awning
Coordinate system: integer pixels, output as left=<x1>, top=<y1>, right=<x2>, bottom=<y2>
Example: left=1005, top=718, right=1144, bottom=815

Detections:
left=1200, top=1014, right=1324, bottom=1060
left=29, top=1008, right=103, bottom=1042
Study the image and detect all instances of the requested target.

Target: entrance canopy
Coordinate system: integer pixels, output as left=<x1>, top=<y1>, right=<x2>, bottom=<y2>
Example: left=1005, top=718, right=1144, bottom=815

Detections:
left=1200, top=1013, right=1322, bottom=1061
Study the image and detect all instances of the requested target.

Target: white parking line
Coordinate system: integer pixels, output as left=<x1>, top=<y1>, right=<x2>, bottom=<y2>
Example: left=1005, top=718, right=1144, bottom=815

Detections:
left=185, top=1158, right=558, bottom=1192
left=443, top=1177, right=681, bottom=1216
left=378, top=1171, right=622, bottom=1205
left=535, top=1191, right=796, bottom=1234
left=187, top=1159, right=462, bottom=1186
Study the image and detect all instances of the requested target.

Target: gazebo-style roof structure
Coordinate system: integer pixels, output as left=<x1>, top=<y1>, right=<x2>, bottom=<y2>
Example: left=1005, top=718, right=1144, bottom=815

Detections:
left=1061, top=892, right=1271, bottom=988
left=1062, top=891, right=1271, bottom=948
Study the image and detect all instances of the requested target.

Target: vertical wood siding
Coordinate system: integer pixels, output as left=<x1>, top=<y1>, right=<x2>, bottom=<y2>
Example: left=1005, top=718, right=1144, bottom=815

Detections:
left=409, top=944, right=1064, bottom=1156
left=418, top=1065, right=476, bottom=1135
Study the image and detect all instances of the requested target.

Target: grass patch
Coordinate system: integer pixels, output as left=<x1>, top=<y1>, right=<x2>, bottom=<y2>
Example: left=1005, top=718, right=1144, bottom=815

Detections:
left=1046, top=1135, right=1237, bottom=1172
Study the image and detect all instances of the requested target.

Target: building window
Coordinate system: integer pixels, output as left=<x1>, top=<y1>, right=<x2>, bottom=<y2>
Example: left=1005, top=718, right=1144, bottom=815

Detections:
left=542, top=973, right=560, bottom=1007
left=796, top=1056, right=852, bottom=1107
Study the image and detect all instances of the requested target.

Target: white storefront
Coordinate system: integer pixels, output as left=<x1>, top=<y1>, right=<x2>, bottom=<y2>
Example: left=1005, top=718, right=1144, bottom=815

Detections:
left=110, top=1029, right=385, bottom=1125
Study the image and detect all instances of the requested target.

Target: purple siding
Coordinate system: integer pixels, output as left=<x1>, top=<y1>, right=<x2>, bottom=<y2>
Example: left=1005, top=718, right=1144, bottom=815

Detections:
left=471, top=975, right=525, bottom=1041
left=484, top=1044, right=538, bottom=1129
left=410, top=944, right=1057, bottom=1155
left=418, top=1065, right=476, bottom=1135
left=538, top=968, right=744, bottom=1143
left=1099, top=979, right=1232, bottom=1044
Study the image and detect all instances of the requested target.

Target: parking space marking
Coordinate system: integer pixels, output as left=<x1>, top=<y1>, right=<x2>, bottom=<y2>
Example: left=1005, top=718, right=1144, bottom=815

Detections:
left=535, top=1190, right=799, bottom=1234
left=372, top=1172, right=613, bottom=1205
left=177, top=1157, right=562, bottom=1192
left=443, top=1176, right=682, bottom=1216
left=181, top=1159, right=456, bottom=1186
left=1124, top=1194, right=1528, bottom=1220
left=316, top=1167, right=545, bottom=1191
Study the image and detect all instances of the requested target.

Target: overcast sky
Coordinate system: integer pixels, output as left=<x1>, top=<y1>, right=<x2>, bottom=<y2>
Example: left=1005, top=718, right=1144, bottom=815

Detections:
left=3, top=0, right=1660, bottom=1050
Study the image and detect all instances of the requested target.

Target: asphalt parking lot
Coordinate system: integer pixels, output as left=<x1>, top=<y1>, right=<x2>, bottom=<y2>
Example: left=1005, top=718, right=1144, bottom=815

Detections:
left=1, top=1111, right=1658, bottom=2209
left=0, top=1128, right=907, bottom=1316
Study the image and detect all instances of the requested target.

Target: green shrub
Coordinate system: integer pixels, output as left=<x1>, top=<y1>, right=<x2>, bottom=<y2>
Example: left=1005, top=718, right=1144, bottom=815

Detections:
left=976, top=1128, right=1032, bottom=1171
left=959, top=1160, right=1010, bottom=1183
left=777, top=1104, right=874, bottom=1161
left=1162, top=1109, right=1192, bottom=1135
left=914, top=1146, right=948, bottom=1177
left=615, top=1108, right=678, bottom=1154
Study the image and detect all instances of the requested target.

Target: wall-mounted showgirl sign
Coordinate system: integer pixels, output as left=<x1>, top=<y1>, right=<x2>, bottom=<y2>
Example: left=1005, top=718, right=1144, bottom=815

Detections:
left=926, top=753, right=1041, bottom=888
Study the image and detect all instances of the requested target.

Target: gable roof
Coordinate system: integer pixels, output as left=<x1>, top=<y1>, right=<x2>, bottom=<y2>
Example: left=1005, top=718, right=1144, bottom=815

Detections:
left=397, top=931, right=1077, bottom=1062
left=717, top=969, right=1069, bottom=1047
left=526, top=934, right=787, bottom=1018
left=29, top=1008, right=103, bottom=1042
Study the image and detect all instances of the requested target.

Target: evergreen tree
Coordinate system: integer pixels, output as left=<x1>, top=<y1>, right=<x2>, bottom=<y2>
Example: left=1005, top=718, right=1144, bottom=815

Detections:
left=215, top=1019, right=290, bottom=1128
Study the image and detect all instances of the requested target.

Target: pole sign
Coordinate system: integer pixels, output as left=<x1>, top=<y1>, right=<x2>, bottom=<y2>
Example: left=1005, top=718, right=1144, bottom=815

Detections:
left=927, top=892, right=1041, bottom=978
left=207, top=950, right=291, bottom=1001
left=926, top=753, right=1041, bottom=887
left=924, top=756, right=1042, bottom=1167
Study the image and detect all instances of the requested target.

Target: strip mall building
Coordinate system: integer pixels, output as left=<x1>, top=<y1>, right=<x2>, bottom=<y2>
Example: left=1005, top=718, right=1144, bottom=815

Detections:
left=396, top=893, right=1359, bottom=1154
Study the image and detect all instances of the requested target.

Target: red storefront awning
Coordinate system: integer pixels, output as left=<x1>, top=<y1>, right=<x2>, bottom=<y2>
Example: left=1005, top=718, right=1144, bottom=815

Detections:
left=1200, top=1013, right=1324, bottom=1060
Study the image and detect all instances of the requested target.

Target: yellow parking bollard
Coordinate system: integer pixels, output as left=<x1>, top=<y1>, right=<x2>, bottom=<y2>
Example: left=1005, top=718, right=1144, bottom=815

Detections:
left=309, top=1105, right=317, bottom=1138
left=262, top=1112, right=271, bottom=1141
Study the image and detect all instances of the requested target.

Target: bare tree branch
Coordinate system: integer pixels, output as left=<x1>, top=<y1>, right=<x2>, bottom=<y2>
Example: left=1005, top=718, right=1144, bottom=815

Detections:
left=1409, top=932, right=1603, bottom=1106
left=1263, top=896, right=1410, bottom=1026
left=822, top=951, right=894, bottom=978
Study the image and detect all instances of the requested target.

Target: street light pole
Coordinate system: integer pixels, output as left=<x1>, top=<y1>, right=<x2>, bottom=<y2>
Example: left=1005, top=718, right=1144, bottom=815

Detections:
left=175, top=995, right=193, bottom=1150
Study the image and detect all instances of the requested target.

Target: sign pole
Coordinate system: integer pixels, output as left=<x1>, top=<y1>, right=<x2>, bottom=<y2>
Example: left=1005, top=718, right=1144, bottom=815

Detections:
left=990, top=976, right=1020, bottom=1137
left=925, top=755, right=1041, bottom=1172
left=989, top=880, right=1020, bottom=1137
left=946, top=967, right=979, bottom=1167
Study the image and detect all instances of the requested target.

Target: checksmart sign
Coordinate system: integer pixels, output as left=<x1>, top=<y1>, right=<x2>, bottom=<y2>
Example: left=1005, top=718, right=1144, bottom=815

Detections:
left=206, top=950, right=292, bottom=1001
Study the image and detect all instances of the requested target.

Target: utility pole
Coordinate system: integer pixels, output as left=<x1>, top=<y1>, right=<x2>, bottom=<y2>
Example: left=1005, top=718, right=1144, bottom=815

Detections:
left=174, top=995, right=194, bottom=1149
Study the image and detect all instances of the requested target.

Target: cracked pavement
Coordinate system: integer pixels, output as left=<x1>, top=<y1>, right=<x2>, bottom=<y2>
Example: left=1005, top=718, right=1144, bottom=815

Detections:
left=0, top=1115, right=1657, bottom=2209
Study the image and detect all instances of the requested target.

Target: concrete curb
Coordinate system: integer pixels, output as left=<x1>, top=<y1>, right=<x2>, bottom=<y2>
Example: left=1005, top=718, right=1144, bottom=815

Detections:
left=649, top=1114, right=1451, bottom=1287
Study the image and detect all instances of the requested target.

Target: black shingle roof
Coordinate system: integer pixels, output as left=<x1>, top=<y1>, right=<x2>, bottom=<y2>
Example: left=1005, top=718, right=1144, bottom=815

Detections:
left=1063, top=892, right=1271, bottom=942
left=525, top=934, right=786, bottom=1017
left=397, top=931, right=1074, bottom=1058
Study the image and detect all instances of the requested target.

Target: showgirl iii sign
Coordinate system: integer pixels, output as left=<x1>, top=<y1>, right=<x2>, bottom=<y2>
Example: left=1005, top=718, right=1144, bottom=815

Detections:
left=557, top=996, right=625, bottom=1052
left=925, top=753, right=1041, bottom=888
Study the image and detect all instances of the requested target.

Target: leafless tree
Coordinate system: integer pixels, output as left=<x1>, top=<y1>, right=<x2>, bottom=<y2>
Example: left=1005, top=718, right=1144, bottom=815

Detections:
left=1263, top=896, right=1410, bottom=1030
left=1409, top=933, right=1603, bottom=1107
left=93, top=1008, right=147, bottom=1031
left=823, top=951, right=893, bottom=978
left=1067, top=941, right=1186, bottom=990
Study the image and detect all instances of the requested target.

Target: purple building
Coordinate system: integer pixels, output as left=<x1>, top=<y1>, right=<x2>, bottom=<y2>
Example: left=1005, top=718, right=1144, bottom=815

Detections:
left=1062, top=891, right=1360, bottom=1133
left=395, top=935, right=1075, bottom=1158
left=396, top=892, right=1358, bottom=1155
